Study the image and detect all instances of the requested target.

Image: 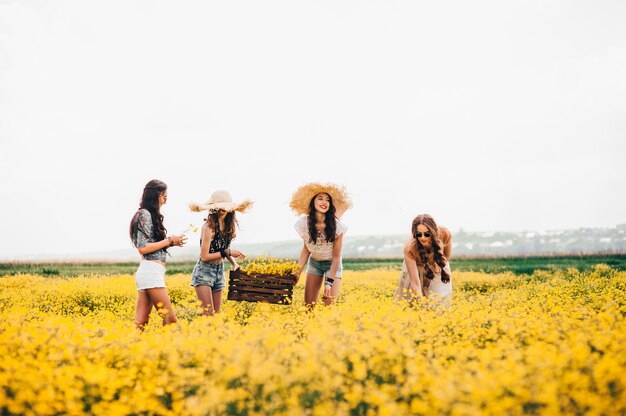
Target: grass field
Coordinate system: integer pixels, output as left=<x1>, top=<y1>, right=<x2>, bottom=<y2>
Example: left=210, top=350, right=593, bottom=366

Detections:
left=1, top=264, right=625, bottom=414
left=1, top=253, right=626, bottom=276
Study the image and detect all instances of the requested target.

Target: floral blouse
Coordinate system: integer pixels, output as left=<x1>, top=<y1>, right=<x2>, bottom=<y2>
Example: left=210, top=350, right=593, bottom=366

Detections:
left=132, top=209, right=167, bottom=262
left=294, top=216, right=348, bottom=261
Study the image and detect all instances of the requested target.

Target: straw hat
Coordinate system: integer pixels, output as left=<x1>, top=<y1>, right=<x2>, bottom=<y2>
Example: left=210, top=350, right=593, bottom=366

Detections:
left=289, top=182, right=352, bottom=218
left=189, top=190, right=253, bottom=213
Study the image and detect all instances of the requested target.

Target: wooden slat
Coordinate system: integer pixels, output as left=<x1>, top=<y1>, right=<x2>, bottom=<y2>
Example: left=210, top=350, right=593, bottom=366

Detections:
left=229, top=287, right=293, bottom=297
left=232, top=286, right=292, bottom=295
left=228, top=291, right=287, bottom=299
left=229, top=270, right=296, bottom=285
left=229, top=278, right=294, bottom=288
left=228, top=280, right=293, bottom=290
left=230, top=276, right=295, bottom=286
left=227, top=269, right=295, bottom=304
left=227, top=292, right=291, bottom=304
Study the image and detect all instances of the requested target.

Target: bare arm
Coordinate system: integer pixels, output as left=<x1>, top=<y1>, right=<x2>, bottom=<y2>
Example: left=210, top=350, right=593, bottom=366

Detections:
left=199, top=225, right=222, bottom=263
left=322, top=234, right=344, bottom=298
left=225, top=249, right=246, bottom=270
left=138, top=235, right=186, bottom=255
left=138, top=238, right=170, bottom=255
left=327, top=233, right=344, bottom=280
left=403, top=239, right=423, bottom=299
left=444, top=230, right=452, bottom=261
left=226, top=255, right=239, bottom=270
left=296, top=243, right=311, bottom=283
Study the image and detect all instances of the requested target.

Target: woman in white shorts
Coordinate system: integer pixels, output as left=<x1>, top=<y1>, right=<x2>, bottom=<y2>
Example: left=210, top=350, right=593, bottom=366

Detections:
left=129, top=179, right=187, bottom=330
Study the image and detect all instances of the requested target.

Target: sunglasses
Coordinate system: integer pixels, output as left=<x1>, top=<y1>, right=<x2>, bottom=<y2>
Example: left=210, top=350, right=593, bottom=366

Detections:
left=415, top=232, right=431, bottom=238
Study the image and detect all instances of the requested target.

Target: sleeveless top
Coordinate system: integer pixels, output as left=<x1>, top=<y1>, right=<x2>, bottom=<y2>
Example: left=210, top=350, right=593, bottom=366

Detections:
left=132, top=209, right=167, bottom=262
left=200, top=221, right=231, bottom=256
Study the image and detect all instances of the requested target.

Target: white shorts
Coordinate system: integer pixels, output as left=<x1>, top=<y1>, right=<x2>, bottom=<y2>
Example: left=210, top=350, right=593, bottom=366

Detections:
left=135, top=260, right=166, bottom=291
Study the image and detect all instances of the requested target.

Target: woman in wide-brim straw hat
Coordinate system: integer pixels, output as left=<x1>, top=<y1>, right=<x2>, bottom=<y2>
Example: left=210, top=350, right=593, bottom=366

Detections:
left=290, top=182, right=352, bottom=307
left=189, top=190, right=253, bottom=316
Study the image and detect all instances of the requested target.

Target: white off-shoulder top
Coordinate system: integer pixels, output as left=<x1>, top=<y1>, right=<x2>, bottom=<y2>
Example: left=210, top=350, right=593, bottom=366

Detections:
left=294, top=216, right=348, bottom=261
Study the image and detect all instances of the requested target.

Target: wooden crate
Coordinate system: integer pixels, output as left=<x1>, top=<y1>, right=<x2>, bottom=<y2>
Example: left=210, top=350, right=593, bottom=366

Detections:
left=227, top=269, right=297, bottom=304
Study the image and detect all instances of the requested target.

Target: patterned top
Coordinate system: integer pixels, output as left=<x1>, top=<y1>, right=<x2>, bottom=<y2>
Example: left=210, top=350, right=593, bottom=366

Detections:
left=132, top=209, right=167, bottom=262
left=294, top=216, right=348, bottom=261
left=200, top=222, right=231, bottom=255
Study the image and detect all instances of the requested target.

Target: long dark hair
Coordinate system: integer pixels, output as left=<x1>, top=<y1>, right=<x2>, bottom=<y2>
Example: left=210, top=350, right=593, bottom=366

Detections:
left=307, top=193, right=337, bottom=244
left=205, top=211, right=238, bottom=243
left=129, top=179, right=168, bottom=251
left=412, top=214, right=449, bottom=287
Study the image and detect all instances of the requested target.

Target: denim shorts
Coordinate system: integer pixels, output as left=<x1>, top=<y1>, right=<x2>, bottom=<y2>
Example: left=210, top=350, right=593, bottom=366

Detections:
left=307, top=258, right=343, bottom=278
left=191, top=260, right=226, bottom=291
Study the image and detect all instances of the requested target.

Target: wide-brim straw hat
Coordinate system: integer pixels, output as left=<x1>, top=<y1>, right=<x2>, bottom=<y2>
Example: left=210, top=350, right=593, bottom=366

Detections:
left=189, top=190, right=253, bottom=213
left=289, top=182, right=352, bottom=218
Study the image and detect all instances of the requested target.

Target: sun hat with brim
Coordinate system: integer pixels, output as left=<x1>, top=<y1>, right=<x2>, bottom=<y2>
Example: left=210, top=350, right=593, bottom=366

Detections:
left=189, top=190, right=253, bottom=213
left=289, top=182, right=352, bottom=218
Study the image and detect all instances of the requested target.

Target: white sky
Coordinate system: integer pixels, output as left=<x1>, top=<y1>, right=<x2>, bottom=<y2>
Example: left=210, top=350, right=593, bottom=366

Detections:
left=1, top=1, right=625, bottom=259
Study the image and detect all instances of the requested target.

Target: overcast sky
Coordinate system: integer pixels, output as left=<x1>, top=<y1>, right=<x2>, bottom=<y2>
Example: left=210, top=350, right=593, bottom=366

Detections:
left=1, top=1, right=625, bottom=259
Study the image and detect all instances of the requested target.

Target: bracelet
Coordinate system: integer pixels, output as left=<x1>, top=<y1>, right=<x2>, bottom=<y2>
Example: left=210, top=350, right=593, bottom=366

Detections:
left=325, top=278, right=334, bottom=287
left=167, top=237, right=173, bottom=246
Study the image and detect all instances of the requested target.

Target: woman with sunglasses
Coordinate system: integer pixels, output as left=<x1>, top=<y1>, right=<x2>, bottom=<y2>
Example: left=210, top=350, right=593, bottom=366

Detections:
left=129, top=179, right=187, bottom=330
left=394, top=214, right=452, bottom=302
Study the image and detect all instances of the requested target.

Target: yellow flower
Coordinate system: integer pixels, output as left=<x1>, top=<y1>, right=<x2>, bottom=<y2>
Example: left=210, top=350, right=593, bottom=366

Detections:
left=0, top=266, right=624, bottom=414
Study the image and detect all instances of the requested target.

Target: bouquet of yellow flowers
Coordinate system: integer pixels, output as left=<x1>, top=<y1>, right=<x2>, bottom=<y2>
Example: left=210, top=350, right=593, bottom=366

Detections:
left=239, top=257, right=299, bottom=277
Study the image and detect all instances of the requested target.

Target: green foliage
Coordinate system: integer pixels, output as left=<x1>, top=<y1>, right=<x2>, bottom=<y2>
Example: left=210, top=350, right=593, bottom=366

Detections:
left=1, top=254, right=626, bottom=277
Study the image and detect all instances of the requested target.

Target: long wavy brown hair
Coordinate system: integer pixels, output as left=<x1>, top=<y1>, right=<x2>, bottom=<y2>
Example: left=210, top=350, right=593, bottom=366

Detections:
left=205, top=210, right=238, bottom=243
left=411, top=214, right=450, bottom=287
left=129, top=179, right=168, bottom=253
left=307, top=193, right=337, bottom=244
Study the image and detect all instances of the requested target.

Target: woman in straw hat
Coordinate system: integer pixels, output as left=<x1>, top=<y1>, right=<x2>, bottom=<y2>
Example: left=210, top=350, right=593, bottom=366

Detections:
left=129, top=179, right=188, bottom=330
left=394, top=214, right=453, bottom=303
left=189, top=190, right=253, bottom=315
left=290, top=182, right=352, bottom=307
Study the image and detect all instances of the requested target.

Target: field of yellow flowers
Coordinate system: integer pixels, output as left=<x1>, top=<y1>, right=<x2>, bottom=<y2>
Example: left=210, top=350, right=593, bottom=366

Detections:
left=1, top=265, right=625, bottom=415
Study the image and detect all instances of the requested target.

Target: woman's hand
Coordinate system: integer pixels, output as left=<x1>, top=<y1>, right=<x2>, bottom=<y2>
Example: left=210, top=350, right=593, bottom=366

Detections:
left=293, top=268, right=303, bottom=284
left=170, top=234, right=187, bottom=247
left=229, top=249, right=245, bottom=259
left=323, top=285, right=332, bottom=299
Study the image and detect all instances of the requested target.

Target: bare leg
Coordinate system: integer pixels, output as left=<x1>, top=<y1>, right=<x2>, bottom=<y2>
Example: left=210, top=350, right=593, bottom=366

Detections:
left=145, top=287, right=178, bottom=325
left=135, top=290, right=153, bottom=331
left=212, top=290, right=223, bottom=314
left=323, top=278, right=342, bottom=306
left=304, top=273, right=324, bottom=308
left=195, top=285, right=216, bottom=316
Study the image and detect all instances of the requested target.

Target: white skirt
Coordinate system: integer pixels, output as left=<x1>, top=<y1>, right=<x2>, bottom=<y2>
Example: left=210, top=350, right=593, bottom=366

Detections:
left=135, top=260, right=166, bottom=291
